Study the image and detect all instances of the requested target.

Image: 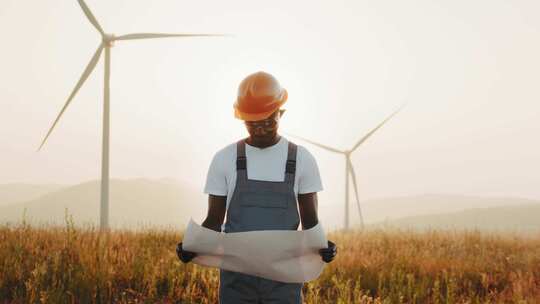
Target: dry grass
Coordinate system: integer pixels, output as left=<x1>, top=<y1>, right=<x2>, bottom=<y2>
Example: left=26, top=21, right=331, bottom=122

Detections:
left=1, top=214, right=539, bottom=303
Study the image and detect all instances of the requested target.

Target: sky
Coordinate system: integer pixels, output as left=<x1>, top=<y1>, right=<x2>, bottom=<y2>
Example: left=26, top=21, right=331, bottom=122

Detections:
left=1, top=0, right=539, bottom=228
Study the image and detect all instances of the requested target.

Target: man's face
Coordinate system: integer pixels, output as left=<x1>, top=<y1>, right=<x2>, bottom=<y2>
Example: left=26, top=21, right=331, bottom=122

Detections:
left=244, top=109, right=285, bottom=140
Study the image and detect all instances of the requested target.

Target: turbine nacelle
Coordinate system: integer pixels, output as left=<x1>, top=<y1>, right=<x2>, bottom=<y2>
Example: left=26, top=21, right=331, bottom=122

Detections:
left=102, top=34, right=116, bottom=47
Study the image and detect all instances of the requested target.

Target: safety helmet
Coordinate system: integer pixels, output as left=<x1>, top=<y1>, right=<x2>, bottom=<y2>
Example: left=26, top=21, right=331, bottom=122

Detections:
left=233, top=71, right=288, bottom=121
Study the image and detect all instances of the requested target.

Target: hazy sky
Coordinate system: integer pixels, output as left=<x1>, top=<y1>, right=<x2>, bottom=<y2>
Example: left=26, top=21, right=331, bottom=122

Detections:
left=1, top=0, right=539, bottom=227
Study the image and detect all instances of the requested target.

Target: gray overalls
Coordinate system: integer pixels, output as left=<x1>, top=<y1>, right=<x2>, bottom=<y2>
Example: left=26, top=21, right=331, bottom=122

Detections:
left=219, top=138, right=304, bottom=304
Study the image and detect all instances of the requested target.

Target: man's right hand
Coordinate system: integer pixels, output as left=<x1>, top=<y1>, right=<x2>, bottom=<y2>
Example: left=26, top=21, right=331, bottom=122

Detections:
left=176, top=242, right=197, bottom=264
left=319, top=240, right=337, bottom=263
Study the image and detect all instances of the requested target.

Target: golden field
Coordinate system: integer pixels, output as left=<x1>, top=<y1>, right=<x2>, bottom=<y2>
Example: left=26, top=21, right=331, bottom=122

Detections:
left=1, top=216, right=539, bottom=303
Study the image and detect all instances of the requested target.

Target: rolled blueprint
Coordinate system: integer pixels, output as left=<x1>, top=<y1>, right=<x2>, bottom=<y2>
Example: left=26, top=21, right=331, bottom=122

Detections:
left=182, top=218, right=328, bottom=283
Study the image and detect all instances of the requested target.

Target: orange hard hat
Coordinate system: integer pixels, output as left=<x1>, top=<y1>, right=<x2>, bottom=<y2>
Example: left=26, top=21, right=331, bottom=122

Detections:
left=233, top=71, right=288, bottom=121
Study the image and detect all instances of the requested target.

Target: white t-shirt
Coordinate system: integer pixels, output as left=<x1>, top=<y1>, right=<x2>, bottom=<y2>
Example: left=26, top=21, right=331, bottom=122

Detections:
left=203, top=136, right=324, bottom=215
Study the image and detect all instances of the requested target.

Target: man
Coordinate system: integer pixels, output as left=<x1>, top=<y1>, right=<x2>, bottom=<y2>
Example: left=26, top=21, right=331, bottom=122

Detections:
left=177, top=71, right=337, bottom=303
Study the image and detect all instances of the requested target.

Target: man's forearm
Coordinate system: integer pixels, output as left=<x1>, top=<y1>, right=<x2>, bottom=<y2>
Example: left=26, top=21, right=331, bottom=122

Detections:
left=201, top=218, right=222, bottom=232
left=298, top=192, right=320, bottom=230
left=301, top=218, right=318, bottom=230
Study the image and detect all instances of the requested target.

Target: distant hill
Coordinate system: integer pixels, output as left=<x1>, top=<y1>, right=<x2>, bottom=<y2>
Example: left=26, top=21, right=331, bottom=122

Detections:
left=360, top=194, right=540, bottom=223
left=3, top=183, right=539, bottom=232
left=0, top=178, right=206, bottom=230
left=369, top=203, right=540, bottom=232
left=0, top=183, right=65, bottom=206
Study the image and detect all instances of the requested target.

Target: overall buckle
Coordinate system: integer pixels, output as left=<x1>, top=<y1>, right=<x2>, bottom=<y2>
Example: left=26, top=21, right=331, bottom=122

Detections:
left=236, top=156, right=247, bottom=170
left=285, top=160, right=296, bottom=174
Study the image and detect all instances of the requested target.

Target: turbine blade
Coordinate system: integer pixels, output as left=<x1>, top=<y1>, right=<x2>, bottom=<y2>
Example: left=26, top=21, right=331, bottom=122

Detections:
left=348, top=158, right=365, bottom=228
left=115, top=33, right=229, bottom=41
left=351, top=104, right=406, bottom=152
left=77, top=0, right=104, bottom=35
left=282, top=131, right=344, bottom=154
left=37, top=44, right=104, bottom=151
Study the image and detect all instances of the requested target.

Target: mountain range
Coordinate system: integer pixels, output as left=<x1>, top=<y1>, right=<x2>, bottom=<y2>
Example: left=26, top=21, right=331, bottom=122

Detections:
left=1, top=179, right=539, bottom=232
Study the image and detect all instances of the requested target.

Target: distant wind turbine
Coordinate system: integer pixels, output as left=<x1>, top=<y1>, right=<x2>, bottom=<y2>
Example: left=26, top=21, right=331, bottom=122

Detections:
left=37, top=0, right=229, bottom=230
left=284, top=104, right=406, bottom=230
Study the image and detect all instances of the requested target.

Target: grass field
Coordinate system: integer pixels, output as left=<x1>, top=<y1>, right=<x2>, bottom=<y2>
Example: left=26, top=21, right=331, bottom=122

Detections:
left=1, top=215, right=539, bottom=303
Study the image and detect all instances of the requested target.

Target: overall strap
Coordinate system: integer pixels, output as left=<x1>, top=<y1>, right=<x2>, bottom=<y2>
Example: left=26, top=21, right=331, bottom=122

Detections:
left=285, top=141, right=297, bottom=185
left=236, top=138, right=248, bottom=181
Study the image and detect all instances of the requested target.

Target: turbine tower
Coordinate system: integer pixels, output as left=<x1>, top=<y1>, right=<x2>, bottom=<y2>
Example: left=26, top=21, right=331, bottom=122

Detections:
left=284, top=104, right=405, bottom=230
left=37, top=0, right=228, bottom=230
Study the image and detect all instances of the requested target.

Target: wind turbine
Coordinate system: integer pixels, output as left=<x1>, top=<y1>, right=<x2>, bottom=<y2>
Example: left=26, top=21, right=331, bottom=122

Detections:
left=37, top=0, right=228, bottom=230
left=284, top=104, right=406, bottom=230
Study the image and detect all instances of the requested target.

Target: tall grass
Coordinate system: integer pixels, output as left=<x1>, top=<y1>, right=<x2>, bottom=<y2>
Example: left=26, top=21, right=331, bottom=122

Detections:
left=1, top=211, right=539, bottom=303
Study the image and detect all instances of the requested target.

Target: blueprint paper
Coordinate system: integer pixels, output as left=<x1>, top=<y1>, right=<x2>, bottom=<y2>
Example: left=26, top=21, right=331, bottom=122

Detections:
left=182, top=218, right=328, bottom=283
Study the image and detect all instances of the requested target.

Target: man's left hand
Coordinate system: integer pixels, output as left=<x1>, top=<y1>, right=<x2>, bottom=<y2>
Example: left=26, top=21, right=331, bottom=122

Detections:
left=319, top=240, right=337, bottom=263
